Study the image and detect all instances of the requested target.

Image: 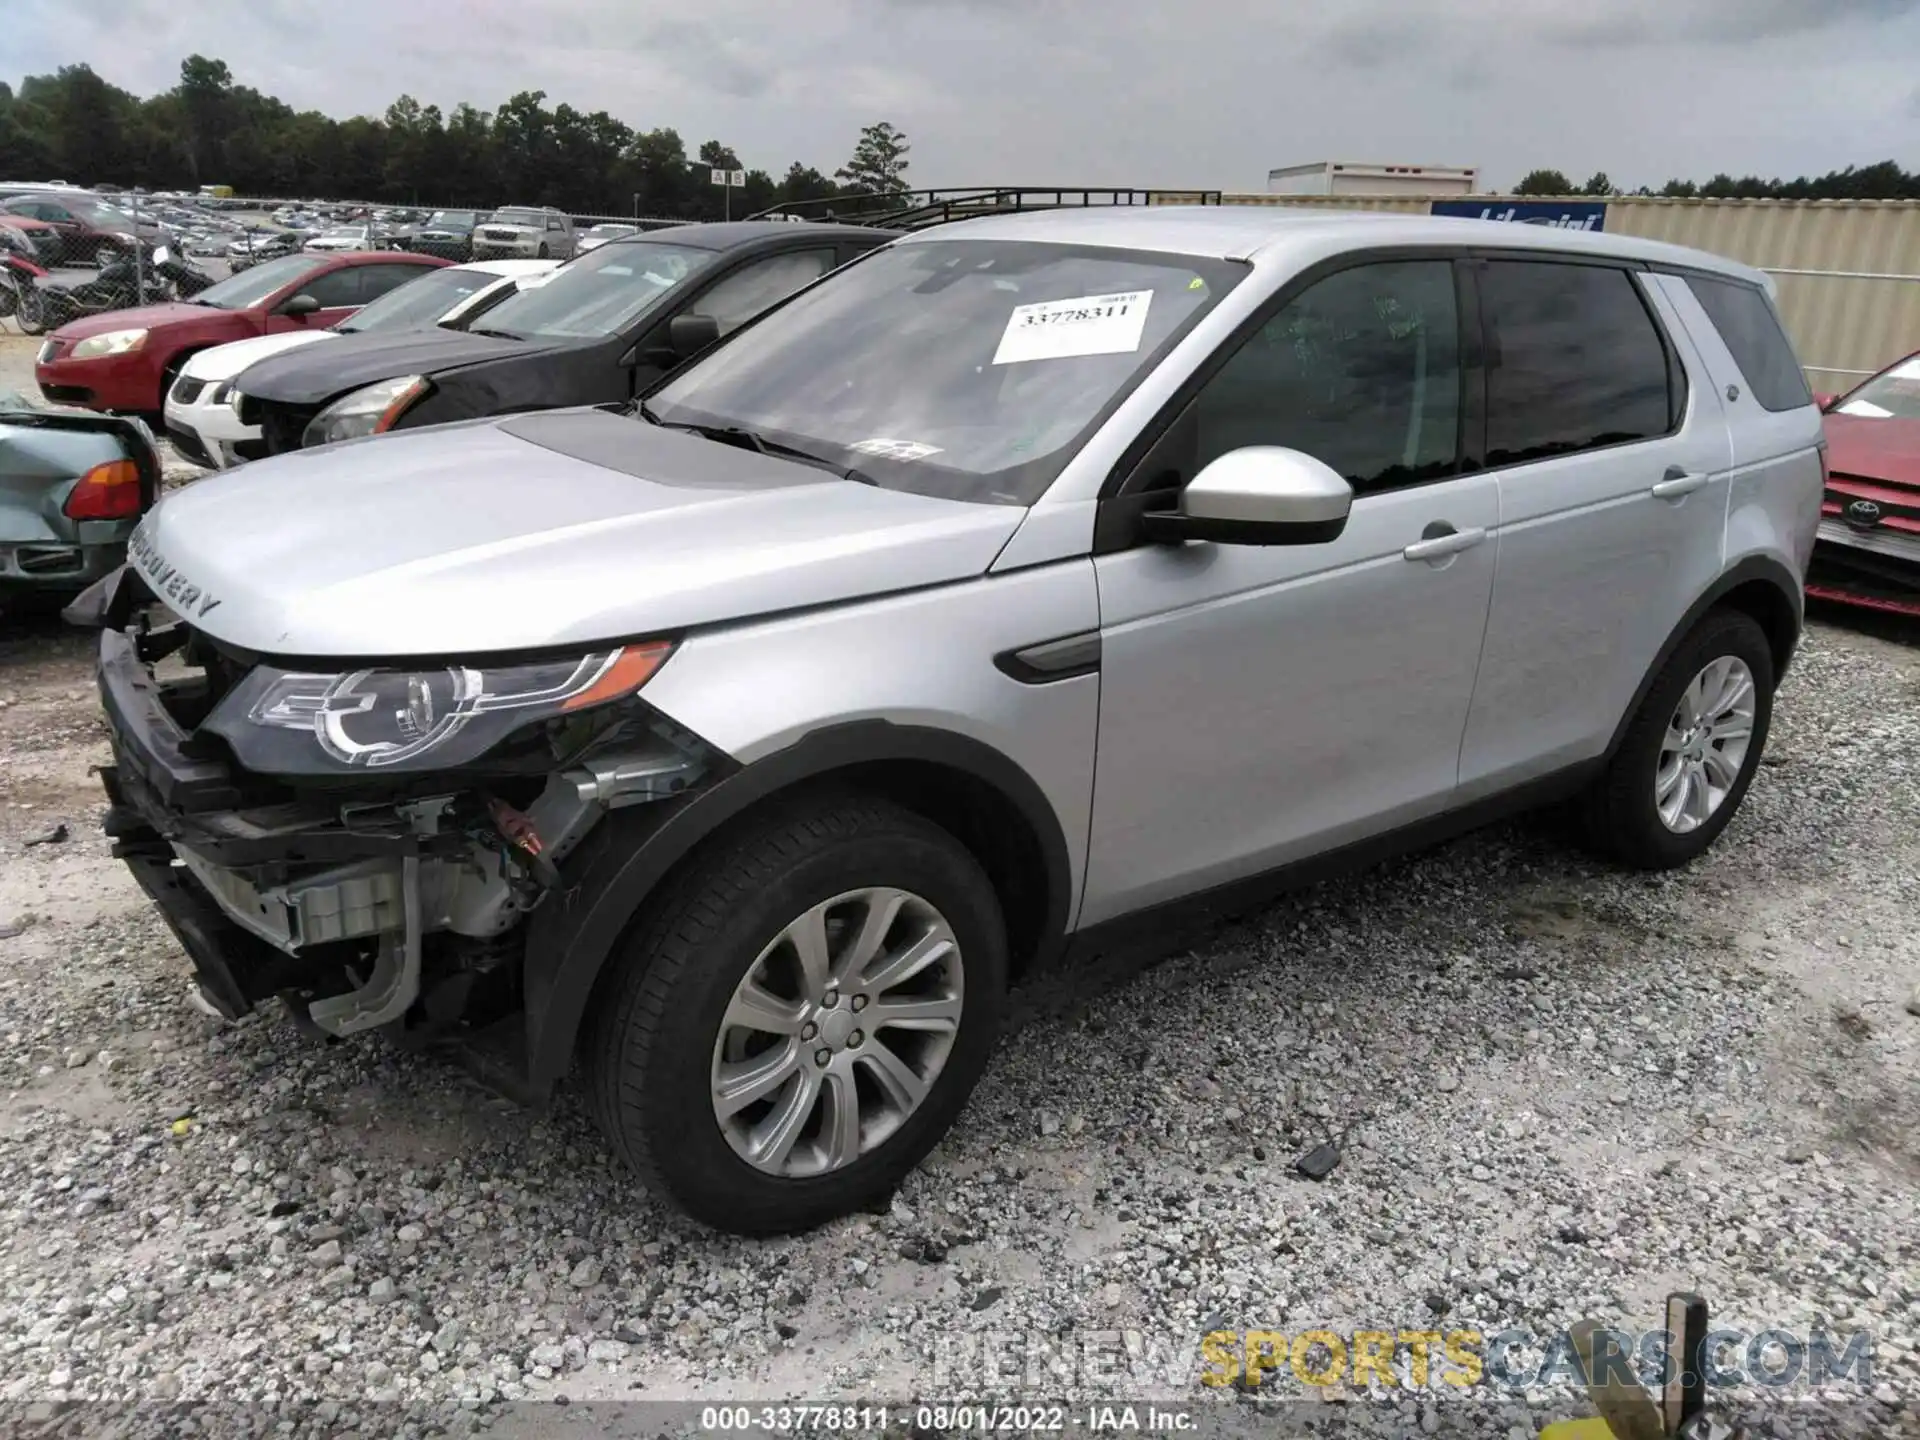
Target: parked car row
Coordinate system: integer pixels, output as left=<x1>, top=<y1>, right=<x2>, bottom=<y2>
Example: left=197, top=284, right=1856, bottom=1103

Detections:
left=47, top=206, right=1835, bottom=1240
left=164, top=259, right=560, bottom=468
left=34, top=249, right=453, bottom=416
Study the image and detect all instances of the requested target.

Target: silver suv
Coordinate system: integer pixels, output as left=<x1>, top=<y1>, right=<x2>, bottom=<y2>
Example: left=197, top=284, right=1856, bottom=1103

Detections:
left=472, top=205, right=575, bottom=260
left=76, top=209, right=1821, bottom=1234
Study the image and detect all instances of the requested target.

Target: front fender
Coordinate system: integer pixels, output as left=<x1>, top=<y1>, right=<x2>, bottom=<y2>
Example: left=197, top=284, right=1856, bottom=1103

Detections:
left=517, top=720, right=1074, bottom=1097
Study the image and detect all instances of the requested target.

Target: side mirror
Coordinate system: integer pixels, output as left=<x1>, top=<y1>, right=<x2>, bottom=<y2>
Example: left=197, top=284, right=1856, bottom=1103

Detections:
left=1140, top=447, right=1354, bottom=547
left=668, top=312, right=721, bottom=358
left=280, top=293, right=321, bottom=318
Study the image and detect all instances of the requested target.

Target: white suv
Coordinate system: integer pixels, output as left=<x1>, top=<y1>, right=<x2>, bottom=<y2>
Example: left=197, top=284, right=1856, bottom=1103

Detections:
left=472, top=206, right=576, bottom=260
left=79, top=208, right=1821, bottom=1235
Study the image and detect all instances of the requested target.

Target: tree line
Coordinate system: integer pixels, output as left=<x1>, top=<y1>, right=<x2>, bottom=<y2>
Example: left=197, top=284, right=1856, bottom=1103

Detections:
left=1513, top=163, right=1920, bottom=200
left=0, top=56, right=913, bottom=219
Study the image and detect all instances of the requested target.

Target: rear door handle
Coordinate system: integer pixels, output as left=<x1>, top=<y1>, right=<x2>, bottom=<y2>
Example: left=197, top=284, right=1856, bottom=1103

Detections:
left=1403, top=526, right=1487, bottom=562
left=1651, top=467, right=1710, bottom=500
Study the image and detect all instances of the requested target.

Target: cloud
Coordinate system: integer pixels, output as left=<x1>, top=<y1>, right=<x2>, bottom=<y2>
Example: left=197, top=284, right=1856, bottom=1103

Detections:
left=9, top=0, right=1920, bottom=193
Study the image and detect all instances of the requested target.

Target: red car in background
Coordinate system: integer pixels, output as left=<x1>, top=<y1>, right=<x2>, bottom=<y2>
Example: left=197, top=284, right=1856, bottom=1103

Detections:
left=33, top=251, right=450, bottom=421
left=1812, top=350, right=1920, bottom=618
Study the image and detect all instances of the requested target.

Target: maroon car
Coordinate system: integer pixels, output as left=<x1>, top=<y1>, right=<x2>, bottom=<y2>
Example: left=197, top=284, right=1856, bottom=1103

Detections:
left=0, top=192, right=163, bottom=265
left=1812, top=351, right=1920, bottom=617
left=34, top=251, right=450, bottom=421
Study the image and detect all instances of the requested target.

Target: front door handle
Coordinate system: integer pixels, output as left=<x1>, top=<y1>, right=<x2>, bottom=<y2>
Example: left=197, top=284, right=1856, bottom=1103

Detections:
left=1403, top=525, right=1488, bottom=562
left=1651, top=466, right=1710, bottom=500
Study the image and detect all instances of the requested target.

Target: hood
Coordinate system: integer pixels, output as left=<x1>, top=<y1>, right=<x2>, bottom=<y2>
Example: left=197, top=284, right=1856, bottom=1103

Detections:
left=1824, top=412, right=1920, bottom=488
left=235, top=328, right=543, bottom=405
left=184, top=330, right=336, bottom=382
left=50, top=301, right=217, bottom=342
left=127, top=409, right=1025, bottom=656
left=479, top=221, right=542, bottom=235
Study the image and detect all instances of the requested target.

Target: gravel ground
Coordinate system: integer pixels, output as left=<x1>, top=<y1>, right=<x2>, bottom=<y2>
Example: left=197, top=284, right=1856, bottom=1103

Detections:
left=2, top=332, right=1918, bottom=1437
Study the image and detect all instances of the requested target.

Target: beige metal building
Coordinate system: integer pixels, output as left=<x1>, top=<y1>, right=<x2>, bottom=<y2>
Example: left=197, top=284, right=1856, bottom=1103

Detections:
left=1196, top=192, right=1920, bottom=392
left=1265, top=162, right=1479, bottom=198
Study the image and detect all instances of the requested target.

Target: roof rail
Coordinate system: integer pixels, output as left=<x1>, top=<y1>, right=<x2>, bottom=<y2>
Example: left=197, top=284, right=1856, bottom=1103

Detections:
left=746, top=187, right=1225, bottom=231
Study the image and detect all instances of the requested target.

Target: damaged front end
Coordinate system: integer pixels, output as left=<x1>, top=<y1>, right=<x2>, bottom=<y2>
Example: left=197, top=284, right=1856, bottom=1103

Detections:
left=77, top=563, right=722, bottom=1080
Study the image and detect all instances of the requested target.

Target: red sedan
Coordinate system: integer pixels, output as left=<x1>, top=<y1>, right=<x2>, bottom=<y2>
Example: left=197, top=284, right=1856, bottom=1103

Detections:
left=1811, top=350, right=1920, bottom=617
left=33, top=251, right=450, bottom=421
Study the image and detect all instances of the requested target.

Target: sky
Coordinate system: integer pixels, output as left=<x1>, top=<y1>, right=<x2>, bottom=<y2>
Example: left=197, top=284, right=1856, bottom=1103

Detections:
left=13, top=0, right=1920, bottom=192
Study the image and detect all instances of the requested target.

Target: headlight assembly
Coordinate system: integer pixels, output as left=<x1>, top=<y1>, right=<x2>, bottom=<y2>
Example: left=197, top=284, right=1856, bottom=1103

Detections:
left=301, top=374, right=430, bottom=449
left=70, top=328, right=149, bottom=360
left=205, top=642, right=674, bottom=775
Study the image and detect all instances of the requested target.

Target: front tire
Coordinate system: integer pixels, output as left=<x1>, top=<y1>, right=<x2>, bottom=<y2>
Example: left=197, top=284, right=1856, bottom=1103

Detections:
left=536, top=243, right=550, bottom=259
left=583, top=793, right=1007, bottom=1234
left=1583, top=609, right=1774, bottom=869
left=16, top=287, right=48, bottom=336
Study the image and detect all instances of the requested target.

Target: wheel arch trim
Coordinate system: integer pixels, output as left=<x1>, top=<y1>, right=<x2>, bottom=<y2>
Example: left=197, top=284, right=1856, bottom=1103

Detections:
left=1603, top=554, right=1803, bottom=763
left=518, top=720, right=1073, bottom=1096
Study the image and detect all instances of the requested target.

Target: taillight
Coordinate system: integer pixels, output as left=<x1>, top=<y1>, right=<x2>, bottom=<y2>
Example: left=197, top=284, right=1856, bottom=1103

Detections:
left=63, top=459, right=143, bottom=520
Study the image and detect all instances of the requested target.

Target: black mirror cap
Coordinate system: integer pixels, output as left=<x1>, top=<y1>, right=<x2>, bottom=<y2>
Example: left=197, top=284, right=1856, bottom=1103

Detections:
left=281, top=293, right=321, bottom=317
left=1138, top=508, right=1349, bottom=548
left=669, top=313, right=720, bottom=357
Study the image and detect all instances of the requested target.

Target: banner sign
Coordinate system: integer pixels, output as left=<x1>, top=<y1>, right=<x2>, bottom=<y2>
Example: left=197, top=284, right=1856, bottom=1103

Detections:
left=1431, top=200, right=1607, bottom=232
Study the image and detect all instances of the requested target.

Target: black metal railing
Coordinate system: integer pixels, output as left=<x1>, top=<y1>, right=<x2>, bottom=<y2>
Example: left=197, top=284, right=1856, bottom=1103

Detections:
left=747, top=187, right=1226, bottom=230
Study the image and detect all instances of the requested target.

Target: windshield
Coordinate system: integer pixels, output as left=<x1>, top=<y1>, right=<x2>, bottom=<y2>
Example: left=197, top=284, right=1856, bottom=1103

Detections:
left=190, top=253, right=330, bottom=310
left=318, top=226, right=365, bottom=241
left=1837, top=356, right=1920, bottom=420
left=424, top=211, right=479, bottom=229
left=645, top=239, right=1245, bottom=505
left=490, top=209, right=545, bottom=227
left=478, top=240, right=714, bottom=341
left=336, top=268, right=500, bottom=333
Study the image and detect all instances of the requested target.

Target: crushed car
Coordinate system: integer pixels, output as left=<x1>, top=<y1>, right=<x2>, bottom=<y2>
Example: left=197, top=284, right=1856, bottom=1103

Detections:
left=0, top=395, right=159, bottom=615
left=73, top=209, right=1818, bottom=1235
left=1809, top=350, right=1920, bottom=617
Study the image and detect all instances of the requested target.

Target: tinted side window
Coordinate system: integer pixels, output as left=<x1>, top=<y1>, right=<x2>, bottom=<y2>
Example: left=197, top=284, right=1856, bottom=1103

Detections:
left=1684, top=274, right=1811, bottom=413
left=299, top=267, right=367, bottom=307
left=1481, top=261, right=1674, bottom=466
left=690, top=249, right=836, bottom=336
left=1191, top=260, right=1462, bottom=494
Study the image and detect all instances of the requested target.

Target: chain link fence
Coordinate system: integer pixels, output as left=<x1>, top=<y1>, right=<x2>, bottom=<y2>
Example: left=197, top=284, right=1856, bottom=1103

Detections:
left=0, top=189, right=693, bottom=336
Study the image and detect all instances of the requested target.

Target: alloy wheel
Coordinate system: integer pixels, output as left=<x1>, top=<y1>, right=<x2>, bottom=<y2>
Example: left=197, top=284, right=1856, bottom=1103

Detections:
left=1655, top=654, right=1756, bottom=834
left=710, top=887, right=964, bottom=1178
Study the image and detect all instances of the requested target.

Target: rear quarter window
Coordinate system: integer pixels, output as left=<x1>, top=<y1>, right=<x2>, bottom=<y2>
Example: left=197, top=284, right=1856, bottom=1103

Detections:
left=1684, top=274, right=1812, bottom=413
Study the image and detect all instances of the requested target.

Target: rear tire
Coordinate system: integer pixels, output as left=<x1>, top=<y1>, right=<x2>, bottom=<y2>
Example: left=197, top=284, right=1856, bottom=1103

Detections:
left=16, top=287, right=48, bottom=336
left=582, top=792, right=1007, bottom=1234
left=1583, top=609, right=1774, bottom=869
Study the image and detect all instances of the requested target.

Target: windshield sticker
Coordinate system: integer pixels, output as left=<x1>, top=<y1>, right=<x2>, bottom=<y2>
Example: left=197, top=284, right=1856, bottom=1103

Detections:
left=992, top=290, right=1154, bottom=366
left=850, top=438, right=943, bottom=461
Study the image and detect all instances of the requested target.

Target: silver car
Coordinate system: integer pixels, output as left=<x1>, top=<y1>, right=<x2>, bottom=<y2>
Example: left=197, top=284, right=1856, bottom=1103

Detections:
left=472, top=206, right=576, bottom=261
left=75, top=208, right=1821, bottom=1234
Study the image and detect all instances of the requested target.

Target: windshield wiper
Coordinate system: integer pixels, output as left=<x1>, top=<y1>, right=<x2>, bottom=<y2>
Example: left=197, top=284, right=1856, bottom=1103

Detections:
left=636, top=406, right=876, bottom=486
left=467, top=326, right=522, bottom=341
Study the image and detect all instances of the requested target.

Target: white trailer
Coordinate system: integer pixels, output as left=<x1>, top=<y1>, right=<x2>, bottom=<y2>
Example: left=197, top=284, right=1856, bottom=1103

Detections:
left=1266, top=161, right=1479, bottom=197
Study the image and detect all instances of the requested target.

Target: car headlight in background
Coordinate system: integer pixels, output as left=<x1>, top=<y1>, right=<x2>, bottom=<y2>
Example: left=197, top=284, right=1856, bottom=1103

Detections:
left=69, top=329, right=148, bottom=360
left=205, top=642, right=675, bottom=774
left=301, top=375, right=430, bottom=448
